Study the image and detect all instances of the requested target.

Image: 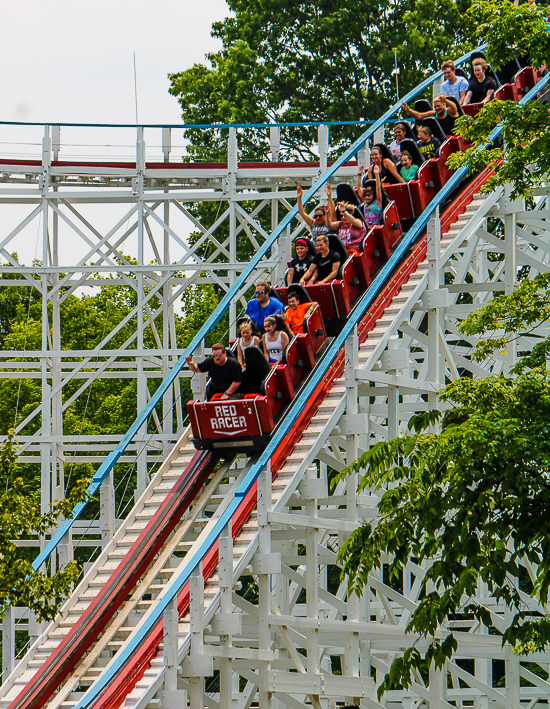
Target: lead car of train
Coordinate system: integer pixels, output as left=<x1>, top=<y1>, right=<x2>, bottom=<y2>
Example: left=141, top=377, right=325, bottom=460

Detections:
left=187, top=65, right=540, bottom=457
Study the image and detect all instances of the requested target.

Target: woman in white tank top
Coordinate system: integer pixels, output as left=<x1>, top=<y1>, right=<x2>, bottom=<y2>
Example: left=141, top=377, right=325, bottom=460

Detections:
left=236, top=319, right=260, bottom=368
left=262, top=315, right=290, bottom=366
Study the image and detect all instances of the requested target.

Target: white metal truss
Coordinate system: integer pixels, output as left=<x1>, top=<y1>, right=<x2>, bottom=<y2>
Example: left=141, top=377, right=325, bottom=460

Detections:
left=2, top=120, right=550, bottom=708
left=0, top=123, right=359, bottom=566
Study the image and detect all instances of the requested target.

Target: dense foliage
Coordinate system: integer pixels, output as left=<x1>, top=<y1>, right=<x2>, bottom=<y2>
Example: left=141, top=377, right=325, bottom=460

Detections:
left=337, top=276, right=550, bottom=696
left=0, top=267, right=228, bottom=621
left=338, top=366, right=550, bottom=695
left=0, top=431, right=89, bottom=621
left=168, top=0, right=475, bottom=161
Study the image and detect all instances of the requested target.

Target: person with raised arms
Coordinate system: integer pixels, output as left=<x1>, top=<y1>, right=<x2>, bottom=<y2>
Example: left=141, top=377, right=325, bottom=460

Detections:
left=296, top=185, right=337, bottom=239
left=356, top=164, right=384, bottom=228
left=402, top=95, right=459, bottom=136
left=359, top=145, right=404, bottom=185
left=324, top=183, right=366, bottom=253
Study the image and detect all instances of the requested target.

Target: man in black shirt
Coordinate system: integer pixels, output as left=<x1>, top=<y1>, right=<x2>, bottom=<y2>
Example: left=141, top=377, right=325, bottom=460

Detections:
left=186, top=343, right=243, bottom=401
left=301, top=235, right=341, bottom=284
left=464, top=59, right=497, bottom=105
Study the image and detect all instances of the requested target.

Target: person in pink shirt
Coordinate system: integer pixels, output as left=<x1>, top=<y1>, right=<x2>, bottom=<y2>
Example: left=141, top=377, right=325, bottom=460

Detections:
left=325, top=183, right=366, bottom=253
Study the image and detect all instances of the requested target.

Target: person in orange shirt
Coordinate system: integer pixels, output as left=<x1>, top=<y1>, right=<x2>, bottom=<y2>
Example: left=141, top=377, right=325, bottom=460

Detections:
left=285, top=293, right=317, bottom=335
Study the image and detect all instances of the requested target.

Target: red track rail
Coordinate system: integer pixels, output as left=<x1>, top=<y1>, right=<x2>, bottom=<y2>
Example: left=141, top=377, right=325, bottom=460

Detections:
left=0, top=159, right=358, bottom=171
left=8, top=451, right=218, bottom=709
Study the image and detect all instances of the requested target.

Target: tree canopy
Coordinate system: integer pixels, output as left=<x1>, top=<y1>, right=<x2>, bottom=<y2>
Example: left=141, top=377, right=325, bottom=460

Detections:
left=168, top=0, right=475, bottom=161
left=338, top=367, right=550, bottom=695
left=337, top=271, right=550, bottom=694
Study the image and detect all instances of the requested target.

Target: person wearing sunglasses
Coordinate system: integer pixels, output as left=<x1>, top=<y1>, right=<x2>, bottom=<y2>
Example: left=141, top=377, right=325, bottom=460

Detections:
left=185, top=343, right=242, bottom=401
left=296, top=185, right=337, bottom=239
left=244, top=281, right=284, bottom=332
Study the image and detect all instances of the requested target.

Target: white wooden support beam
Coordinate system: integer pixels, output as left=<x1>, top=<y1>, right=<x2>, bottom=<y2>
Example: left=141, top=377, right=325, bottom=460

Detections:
left=258, top=462, right=273, bottom=709
left=270, top=127, right=281, bottom=163
left=52, top=125, right=61, bottom=162
left=419, top=289, right=452, bottom=310
left=100, top=470, right=115, bottom=548
left=219, top=522, right=235, bottom=709
left=228, top=127, right=238, bottom=337
left=163, top=597, right=179, bottom=692
left=2, top=606, right=14, bottom=679
left=354, top=369, right=441, bottom=393
left=427, top=207, right=442, bottom=415
left=344, top=326, right=360, bottom=703
left=318, top=125, right=329, bottom=176
left=181, top=562, right=211, bottom=709
left=373, top=125, right=385, bottom=146
left=162, top=128, right=171, bottom=163
left=58, top=529, right=73, bottom=570
left=433, top=76, right=444, bottom=101
left=267, top=671, right=374, bottom=698
left=305, top=465, right=319, bottom=680
left=135, top=126, right=148, bottom=498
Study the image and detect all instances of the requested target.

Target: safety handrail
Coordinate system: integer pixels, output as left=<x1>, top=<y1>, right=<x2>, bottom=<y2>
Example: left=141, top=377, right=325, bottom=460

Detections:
left=32, top=43, right=486, bottom=571
left=69, top=56, right=550, bottom=709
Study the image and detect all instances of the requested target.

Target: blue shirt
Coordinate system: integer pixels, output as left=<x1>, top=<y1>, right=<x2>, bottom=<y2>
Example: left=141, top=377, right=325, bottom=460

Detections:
left=245, top=296, right=284, bottom=331
left=441, top=76, right=468, bottom=101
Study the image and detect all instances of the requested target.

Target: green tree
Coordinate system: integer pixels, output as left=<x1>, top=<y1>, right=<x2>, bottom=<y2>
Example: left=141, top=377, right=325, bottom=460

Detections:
left=0, top=430, right=89, bottom=621
left=0, top=263, right=222, bottom=517
left=167, top=0, right=476, bottom=322
left=168, top=0, right=475, bottom=162
left=338, top=368, right=550, bottom=695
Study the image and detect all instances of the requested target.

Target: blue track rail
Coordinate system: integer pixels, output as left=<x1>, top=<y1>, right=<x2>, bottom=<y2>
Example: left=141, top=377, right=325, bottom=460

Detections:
left=68, top=66, right=550, bottom=709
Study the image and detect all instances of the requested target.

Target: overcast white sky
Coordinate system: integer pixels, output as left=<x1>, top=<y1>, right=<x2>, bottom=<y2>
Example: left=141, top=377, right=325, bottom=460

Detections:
left=2, top=0, right=230, bottom=125
left=0, top=1, right=233, bottom=268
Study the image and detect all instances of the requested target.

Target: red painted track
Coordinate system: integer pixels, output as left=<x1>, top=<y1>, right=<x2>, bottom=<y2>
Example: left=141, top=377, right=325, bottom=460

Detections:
left=0, top=159, right=358, bottom=170
left=8, top=451, right=218, bottom=709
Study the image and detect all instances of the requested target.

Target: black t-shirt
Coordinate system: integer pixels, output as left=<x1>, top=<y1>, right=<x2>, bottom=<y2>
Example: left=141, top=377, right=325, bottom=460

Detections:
left=313, top=249, right=341, bottom=281
left=417, top=137, right=441, bottom=160
left=468, top=75, right=497, bottom=104
left=368, top=164, right=399, bottom=185
left=289, top=254, right=314, bottom=283
left=437, top=110, right=457, bottom=136
left=197, top=356, right=243, bottom=395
